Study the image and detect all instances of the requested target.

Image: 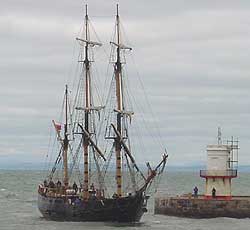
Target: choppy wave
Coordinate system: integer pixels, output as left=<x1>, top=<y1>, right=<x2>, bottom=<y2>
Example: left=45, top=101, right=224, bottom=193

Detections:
left=25, top=198, right=37, bottom=204
left=0, top=187, right=18, bottom=199
left=1, top=170, right=250, bottom=230
left=5, top=192, right=18, bottom=198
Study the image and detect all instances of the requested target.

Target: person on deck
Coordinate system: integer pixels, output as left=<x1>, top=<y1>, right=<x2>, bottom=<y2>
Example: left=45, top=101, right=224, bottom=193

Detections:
left=48, top=180, right=55, bottom=188
left=56, top=180, right=62, bottom=188
left=112, top=193, right=118, bottom=199
left=73, top=182, right=78, bottom=194
left=43, top=180, right=48, bottom=187
left=90, top=183, right=95, bottom=191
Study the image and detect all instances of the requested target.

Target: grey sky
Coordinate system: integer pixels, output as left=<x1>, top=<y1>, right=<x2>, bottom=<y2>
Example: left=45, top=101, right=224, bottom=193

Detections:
left=1, top=0, right=250, bottom=168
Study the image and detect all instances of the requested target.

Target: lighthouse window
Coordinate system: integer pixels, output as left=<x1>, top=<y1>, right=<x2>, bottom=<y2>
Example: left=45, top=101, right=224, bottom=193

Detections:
left=213, top=178, right=215, bottom=182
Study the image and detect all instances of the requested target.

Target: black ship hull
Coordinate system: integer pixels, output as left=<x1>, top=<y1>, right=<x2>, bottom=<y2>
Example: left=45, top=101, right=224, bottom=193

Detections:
left=38, top=191, right=148, bottom=222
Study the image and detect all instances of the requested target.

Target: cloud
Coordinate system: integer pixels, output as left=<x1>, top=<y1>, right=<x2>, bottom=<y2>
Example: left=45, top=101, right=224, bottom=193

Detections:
left=1, top=0, right=250, bottom=169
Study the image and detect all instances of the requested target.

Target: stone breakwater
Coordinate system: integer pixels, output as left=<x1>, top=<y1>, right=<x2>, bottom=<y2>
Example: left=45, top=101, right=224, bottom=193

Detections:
left=155, top=195, right=250, bottom=218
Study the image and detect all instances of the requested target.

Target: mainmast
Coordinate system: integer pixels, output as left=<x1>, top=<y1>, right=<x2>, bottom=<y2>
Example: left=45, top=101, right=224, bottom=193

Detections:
left=63, top=85, right=69, bottom=187
left=83, top=4, right=90, bottom=200
left=75, top=5, right=103, bottom=200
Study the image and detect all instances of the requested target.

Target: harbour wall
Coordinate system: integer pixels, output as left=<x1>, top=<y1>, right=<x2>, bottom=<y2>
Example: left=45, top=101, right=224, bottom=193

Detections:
left=155, top=195, right=250, bottom=218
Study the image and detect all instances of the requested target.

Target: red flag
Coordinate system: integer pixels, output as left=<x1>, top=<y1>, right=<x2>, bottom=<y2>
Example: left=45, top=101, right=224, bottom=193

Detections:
left=52, top=120, right=62, bottom=132
left=55, top=123, right=61, bottom=131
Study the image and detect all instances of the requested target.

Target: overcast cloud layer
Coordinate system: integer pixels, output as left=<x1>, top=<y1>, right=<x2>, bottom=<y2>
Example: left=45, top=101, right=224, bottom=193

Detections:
left=1, top=0, right=250, bottom=168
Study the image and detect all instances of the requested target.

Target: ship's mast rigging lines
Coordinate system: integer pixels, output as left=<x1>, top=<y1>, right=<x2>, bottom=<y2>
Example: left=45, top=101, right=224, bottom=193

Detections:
left=38, top=5, right=168, bottom=223
left=44, top=4, right=167, bottom=200
left=102, top=4, right=149, bottom=197
left=47, top=85, right=73, bottom=184
left=73, top=5, right=106, bottom=200
left=39, top=4, right=107, bottom=195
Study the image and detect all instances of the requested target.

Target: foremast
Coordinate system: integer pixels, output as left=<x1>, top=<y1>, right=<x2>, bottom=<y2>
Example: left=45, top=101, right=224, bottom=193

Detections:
left=52, top=85, right=70, bottom=187
left=63, top=85, right=69, bottom=187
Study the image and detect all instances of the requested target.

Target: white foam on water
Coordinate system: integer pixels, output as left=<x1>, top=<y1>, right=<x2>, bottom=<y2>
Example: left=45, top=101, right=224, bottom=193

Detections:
left=152, top=221, right=161, bottom=224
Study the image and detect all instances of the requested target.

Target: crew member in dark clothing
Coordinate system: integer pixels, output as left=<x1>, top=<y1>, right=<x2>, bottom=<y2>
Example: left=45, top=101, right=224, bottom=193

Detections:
left=49, top=180, right=55, bottom=188
left=73, top=182, right=78, bottom=194
left=90, top=183, right=95, bottom=191
left=43, top=180, right=48, bottom=187
left=212, top=187, right=216, bottom=198
left=56, top=180, right=62, bottom=188
left=193, top=186, right=198, bottom=197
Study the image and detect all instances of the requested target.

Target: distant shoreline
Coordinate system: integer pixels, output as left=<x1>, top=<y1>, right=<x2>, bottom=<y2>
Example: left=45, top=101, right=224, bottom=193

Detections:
left=0, top=164, right=249, bottom=172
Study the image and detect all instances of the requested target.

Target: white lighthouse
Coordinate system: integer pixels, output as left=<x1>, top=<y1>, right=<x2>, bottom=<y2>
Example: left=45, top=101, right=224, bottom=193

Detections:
left=155, top=128, right=249, bottom=218
left=200, top=128, right=238, bottom=200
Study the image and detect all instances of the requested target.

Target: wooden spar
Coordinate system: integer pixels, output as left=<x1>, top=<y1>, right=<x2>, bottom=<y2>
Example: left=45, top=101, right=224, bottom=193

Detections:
left=52, top=86, right=69, bottom=187
left=83, top=4, right=90, bottom=200
left=111, top=124, right=146, bottom=181
left=78, top=124, right=106, bottom=161
left=76, top=38, right=102, bottom=46
left=75, top=5, right=102, bottom=200
left=63, top=85, right=69, bottom=187
left=139, top=154, right=168, bottom=192
left=114, top=4, right=123, bottom=197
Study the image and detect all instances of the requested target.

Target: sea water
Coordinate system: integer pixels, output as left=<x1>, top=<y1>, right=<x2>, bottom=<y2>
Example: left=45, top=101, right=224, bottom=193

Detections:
left=0, top=170, right=250, bottom=230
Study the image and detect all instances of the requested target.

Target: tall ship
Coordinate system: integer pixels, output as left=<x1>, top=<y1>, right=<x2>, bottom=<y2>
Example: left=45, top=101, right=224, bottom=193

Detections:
left=38, top=5, right=167, bottom=222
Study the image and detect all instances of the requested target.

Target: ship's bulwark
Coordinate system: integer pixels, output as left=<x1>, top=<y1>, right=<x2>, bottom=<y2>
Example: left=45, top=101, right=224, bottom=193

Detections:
left=38, top=191, right=147, bottom=222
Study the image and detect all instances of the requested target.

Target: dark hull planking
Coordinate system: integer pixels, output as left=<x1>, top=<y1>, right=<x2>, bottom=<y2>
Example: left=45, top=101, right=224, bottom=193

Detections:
left=38, top=191, right=148, bottom=222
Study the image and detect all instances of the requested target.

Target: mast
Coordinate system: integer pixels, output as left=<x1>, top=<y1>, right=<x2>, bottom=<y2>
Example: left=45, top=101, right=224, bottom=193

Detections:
left=114, top=4, right=123, bottom=197
left=110, top=4, right=133, bottom=196
left=75, top=4, right=103, bottom=199
left=63, top=85, right=69, bottom=187
left=83, top=4, right=90, bottom=200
